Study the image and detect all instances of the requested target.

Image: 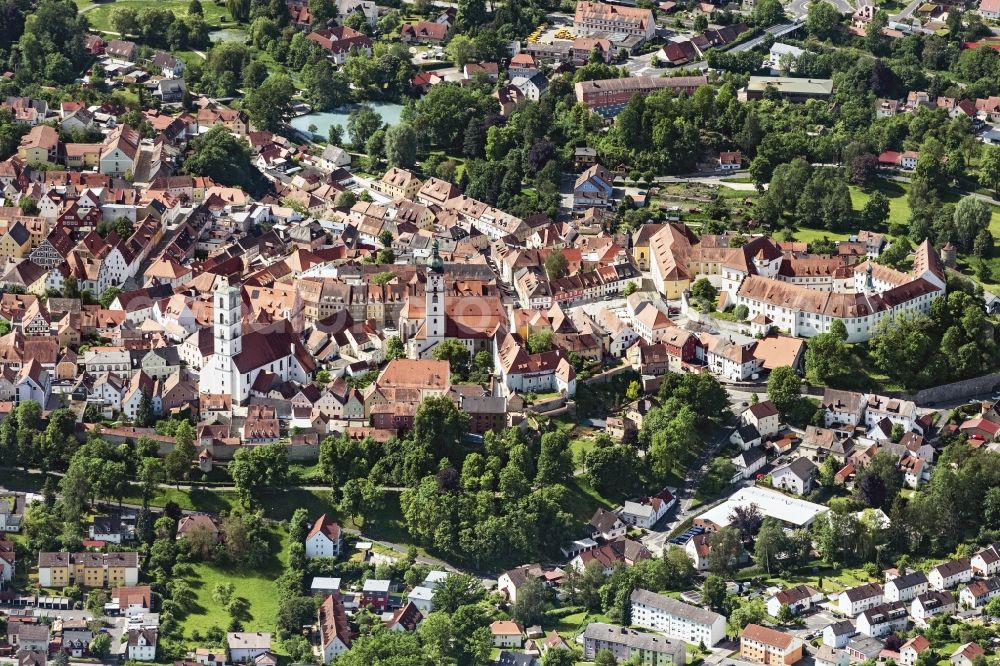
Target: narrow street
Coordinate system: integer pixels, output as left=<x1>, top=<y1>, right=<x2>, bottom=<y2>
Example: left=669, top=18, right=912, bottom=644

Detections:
left=641, top=385, right=759, bottom=555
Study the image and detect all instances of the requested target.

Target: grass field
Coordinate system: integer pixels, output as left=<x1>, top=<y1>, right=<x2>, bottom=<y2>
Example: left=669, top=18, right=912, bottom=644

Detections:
left=559, top=478, right=617, bottom=521
left=848, top=180, right=913, bottom=227
left=76, top=0, right=234, bottom=34
left=550, top=610, right=612, bottom=638
left=180, top=526, right=288, bottom=639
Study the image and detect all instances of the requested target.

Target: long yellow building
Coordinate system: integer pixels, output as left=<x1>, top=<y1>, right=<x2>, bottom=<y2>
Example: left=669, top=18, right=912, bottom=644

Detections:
left=38, top=552, right=140, bottom=588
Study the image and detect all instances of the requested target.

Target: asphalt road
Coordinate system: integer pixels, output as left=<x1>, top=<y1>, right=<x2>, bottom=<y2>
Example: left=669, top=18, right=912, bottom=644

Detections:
left=891, top=0, right=924, bottom=21
left=641, top=387, right=760, bottom=555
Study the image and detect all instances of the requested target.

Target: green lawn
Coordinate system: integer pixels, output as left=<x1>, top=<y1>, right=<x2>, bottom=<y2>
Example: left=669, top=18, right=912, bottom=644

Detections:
left=848, top=180, right=910, bottom=227
left=790, top=227, right=852, bottom=244
left=559, top=478, right=617, bottom=521
left=180, top=526, right=288, bottom=639
left=549, top=610, right=612, bottom=638
left=758, top=565, right=879, bottom=595
left=77, top=0, right=234, bottom=33
left=122, top=486, right=240, bottom=514
left=570, top=434, right=597, bottom=462
left=287, top=462, right=325, bottom=485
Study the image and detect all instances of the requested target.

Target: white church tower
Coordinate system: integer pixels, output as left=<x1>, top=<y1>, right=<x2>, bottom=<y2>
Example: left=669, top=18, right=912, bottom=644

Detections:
left=200, top=276, right=242, bottom=396
left=215, top=276, right=242, bottom=357
left=425, top=240, right=445, bottom=344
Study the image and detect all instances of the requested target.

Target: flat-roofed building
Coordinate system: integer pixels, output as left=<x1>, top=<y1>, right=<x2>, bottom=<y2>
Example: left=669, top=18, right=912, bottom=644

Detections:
left=740, top=76, right=834, bottom=102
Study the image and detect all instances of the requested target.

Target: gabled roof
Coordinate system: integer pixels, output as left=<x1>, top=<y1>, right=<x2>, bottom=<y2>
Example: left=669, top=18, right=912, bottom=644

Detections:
left=306, top=514, right=341, bottom=543
left=388, top=601, right=423, bottom=631
left=318, top=595, right=351, bottom=649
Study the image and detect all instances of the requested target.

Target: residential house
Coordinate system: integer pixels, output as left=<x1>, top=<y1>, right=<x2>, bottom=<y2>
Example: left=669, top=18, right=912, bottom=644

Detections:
left=740, top=624, right=804, bottom=665
left=106, top=39, right=138, bottom=60
left=821, top=389, right=865, bottom=427
left=743, top=400, right=780, bottom=439
left=305, top=26, right=373, bottom=64
left=150, top=51, right=184, bottom=78
left=704, top=335, right=760, bottom=381
left=685, top=533, right=711, bottom=571
left=310, top=577, right=341, bottom=597
left=864, top=394, right=917, bottom=432
left=18, top=125, right=59, bottom=164
left=399, top=21, right=449, bottom=43
left=816, top=646, right=850, bottom=666
left=911, top=590, right=956, bottom=625
left=876, top=98, right=900, bottom=118
left=176, top=514, right=221, bottom=544
left=10, top=624, right=49, bottom=653
left=771, top=457, right=817, bottom=496
left=856, top=602, right=908, bottom=637
left=951, top=644, right=986, bottom=666
left=900, top=636, right=930, bottom=666
left=732, top=447, right=767, bottom=480
left=127, top=628, right=157, bottom=661
left=838, top=583, right=883, bottom=617
left=305, top=514, right=342, bottom=558
left=587, top=508, right=626, bottom=541
left=0, top=222, right=31, bottom=259
left=317, top=595, right=351, bottom=663
left=495, top=653, right=537, bottom=666
left=630, top=301, right=673, bottom=344
left=822, top=621, right=855, bottom=649
left=928, top=558, right=972, bottom=591
left=884, top=571, right=929, bottom=602
left=718, top=151, right=743, bottom=170
left=14, top=650, right=48, bottom=666
left=361, top=578, right=391, bottom=611
left=766, top=585, right=824, bottom=617
left=490, top=621, right=524, bottom=649
left=569, top=537, right=651, bottom=574
left=973, top=544, right=1000, bottom=576
left=375, top=167, right=421, bottom=200
left=387, top=602, right=423, bottom=632
left=619, top=489, right=675, bottom=529
left=730, top=423, right=762, bottom=451
left=959, top=577, right=1000, bottom=608
left=111, top=585, right=152, bottom=617
left=227, top=633, right=271, bottom=664
left=0, top=540, right=15, bottom=581
left=511, top=72, right=548, bottom=101
left=100, top=125, right=140, bottom=176
left=573, top=164, right=614, bottom=210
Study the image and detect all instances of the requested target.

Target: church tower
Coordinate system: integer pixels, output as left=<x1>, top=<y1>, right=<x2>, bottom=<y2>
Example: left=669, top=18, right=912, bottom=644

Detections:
left=426, top=240, right=445, bottom=343
left=214, top=276, right=242, bottom=357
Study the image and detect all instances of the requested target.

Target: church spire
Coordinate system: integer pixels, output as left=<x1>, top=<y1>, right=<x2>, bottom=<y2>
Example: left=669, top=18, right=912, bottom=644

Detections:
left=428, top=239, right=443, bottom=274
